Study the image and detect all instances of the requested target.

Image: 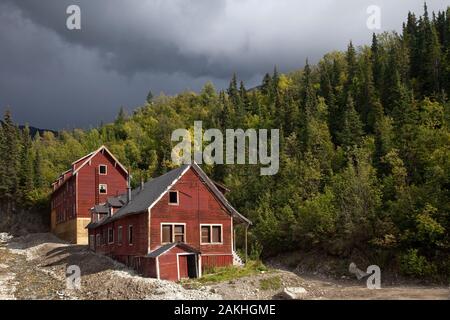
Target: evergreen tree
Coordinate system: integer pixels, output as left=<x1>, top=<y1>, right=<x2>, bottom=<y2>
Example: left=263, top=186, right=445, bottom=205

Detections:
left=146, top=90, right=154, bottom=104
left=0, top=110, right=20, bottom=210
left=19, top=125, right=34, bottom=204
left=336, top=95, right=364, bottom=148
left=227, top=73, right=240, bottom=108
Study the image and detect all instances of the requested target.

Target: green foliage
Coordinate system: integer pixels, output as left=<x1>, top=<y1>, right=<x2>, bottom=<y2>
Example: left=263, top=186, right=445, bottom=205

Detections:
left=400, top=249, right=437, bottom=277
left=1, top=5, right=449, bottom=280
left=190, top=260, right=268, bottom=284
left=259, top=276, right=282, bottom=291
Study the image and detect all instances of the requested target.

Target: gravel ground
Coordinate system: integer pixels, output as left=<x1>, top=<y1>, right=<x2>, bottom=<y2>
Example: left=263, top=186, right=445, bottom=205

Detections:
left=0, top=232, right=220, bottom=300
left=0, top=232, right=448, bottom=300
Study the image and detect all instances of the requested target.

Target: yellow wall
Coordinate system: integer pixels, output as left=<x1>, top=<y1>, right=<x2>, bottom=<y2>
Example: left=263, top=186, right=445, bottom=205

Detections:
left=51, top=216, right=90, bottom=244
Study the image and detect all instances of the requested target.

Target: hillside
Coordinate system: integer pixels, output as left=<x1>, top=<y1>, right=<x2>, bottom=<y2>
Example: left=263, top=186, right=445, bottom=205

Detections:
left=0, top=5, right=449, bottom=281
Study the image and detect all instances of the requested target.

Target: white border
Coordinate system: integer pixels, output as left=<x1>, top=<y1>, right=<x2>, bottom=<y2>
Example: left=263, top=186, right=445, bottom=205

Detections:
left=200, top=224, right=223, bottom=245
left=160, top=222, right=186, bottom=244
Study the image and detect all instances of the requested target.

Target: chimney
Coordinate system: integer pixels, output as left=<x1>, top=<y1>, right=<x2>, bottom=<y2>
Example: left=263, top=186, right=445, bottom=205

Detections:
left=126, top=170, right=132, bottom=203
left=140, top=178, right=144, bottom=191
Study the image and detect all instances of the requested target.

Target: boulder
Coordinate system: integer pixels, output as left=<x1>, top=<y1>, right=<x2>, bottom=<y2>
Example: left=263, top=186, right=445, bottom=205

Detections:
left=282, top=287, right=308, bottom=300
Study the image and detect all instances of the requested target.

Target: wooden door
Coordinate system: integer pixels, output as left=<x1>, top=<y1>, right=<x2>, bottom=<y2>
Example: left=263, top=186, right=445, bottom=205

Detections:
left=178, top=255, right=189, bottom=279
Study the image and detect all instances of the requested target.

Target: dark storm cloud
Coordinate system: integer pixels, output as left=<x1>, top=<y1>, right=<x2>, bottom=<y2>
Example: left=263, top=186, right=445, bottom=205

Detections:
left=0, top=0, right=449, bottom=129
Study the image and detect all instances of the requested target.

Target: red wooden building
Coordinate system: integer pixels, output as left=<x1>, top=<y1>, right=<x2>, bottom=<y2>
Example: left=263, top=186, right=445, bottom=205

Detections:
left=86, top=163, right=251, bottom=281
left=50, top=146, right=129, bottom=244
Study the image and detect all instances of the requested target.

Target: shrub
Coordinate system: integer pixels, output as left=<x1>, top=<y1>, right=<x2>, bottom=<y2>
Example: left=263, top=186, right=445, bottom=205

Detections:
left=400, top=249, right=437, bottom=277
left=259, top=276, right=282, bottom=291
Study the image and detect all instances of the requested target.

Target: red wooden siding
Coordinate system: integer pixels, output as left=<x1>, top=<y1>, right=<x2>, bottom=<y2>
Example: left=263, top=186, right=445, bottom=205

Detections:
left=77, top=151, right=127, bottom=219
left=150, top=168, right=233, bottom=258
left=201, top=254, right=233, bottom=270
left=89, top=166, right=239, bottom=280
left=51, top=176, right=77, bottom=224
left=88, top=213, right=149, bottom=258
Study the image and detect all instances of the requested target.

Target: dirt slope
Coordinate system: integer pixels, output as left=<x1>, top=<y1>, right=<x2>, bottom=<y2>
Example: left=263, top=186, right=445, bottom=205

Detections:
left=1, top=232, right=448, bottom=300
left=0, top=232, right=220, bottom=300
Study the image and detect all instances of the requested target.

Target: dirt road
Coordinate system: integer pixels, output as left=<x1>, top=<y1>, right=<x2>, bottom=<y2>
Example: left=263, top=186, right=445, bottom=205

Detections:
left=0, top=232, right=448, bottom=300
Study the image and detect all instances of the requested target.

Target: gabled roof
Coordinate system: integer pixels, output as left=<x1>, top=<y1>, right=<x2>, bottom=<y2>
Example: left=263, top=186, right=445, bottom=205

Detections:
left=86, top=163, right=251, bottom=229
left=147, top=242, right=200, bottom=258
left=92, top=204, right=109, bottom=214
left=51, top=145, right=128, bottom=194
left=72, top=145, right=128, bottom=176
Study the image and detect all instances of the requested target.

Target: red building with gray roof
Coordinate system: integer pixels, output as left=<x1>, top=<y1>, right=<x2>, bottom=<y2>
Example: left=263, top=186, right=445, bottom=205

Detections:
left=86, top=163, right=251, bottom=281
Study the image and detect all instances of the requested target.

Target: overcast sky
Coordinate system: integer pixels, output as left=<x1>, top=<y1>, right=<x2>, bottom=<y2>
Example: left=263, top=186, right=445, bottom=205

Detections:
left=1, top=0, right=449, bottom=130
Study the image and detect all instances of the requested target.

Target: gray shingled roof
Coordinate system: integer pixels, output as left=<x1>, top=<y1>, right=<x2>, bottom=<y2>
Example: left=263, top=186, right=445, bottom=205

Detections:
left=87, top=165, right=189, bottom=228
left=107, top=196, right=126, bottom=207
left=86, top=163, right=251, bottom=229
left=93, top=204, right=109, bottom=214
left=146, top=242, right=200, bottom=258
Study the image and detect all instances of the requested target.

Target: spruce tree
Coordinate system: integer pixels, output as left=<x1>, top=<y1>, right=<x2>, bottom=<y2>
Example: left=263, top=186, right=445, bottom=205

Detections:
left=19, top=125, right=34, bottom=205
left=0, top=110, right=20, bottom=209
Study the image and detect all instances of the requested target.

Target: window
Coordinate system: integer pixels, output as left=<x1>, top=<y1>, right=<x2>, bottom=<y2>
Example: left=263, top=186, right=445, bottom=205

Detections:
left=102, top=229, right=107, bottom=245
left=89, top=235, right=94, bottom=250
left=99, top=184, right=107, bottom=194
left=128, top=225, right=133, bottom=245
left=108, top=228, right=114, bottom=244
left=212, top=226, right=222, bottom=243
left=168, top=191, right=179, bottom=205
left=201, top=225, right=222, bottom=244
left=174, top=225, right=185, bottom=242
left=99, top=165, right=107, bottom=175
left=162, top=225, right=172, bottom=243
left=201, top=226, right=210, bottom=243
left=117, top=226, right=123, bottom=245
left=161, top=223, right=185, bottom=243
left=96, top=234, right=100, bottom=247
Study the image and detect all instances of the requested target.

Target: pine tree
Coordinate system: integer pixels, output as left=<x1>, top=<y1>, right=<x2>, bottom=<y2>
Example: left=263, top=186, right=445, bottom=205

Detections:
left=336, top=95, right=364, bottom=148
left=0, top=110, right=20, bottom=209
left=344, top=41, right=358, bottom=101
left=302, top=60, right=317, bottom=116
left=146, top=90, right=154, bottom=104
left=227, top=73, right=240, bottom=109
left=19, top=125, right=34, bottom=205
left=371, top=33, right=384, bottom=94
left=33, top=148, right=44, bottom=189
left=261, top=73, right=272, bottom=97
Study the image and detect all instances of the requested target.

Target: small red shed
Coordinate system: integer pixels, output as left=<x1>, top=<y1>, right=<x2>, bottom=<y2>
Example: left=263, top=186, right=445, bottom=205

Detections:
left=137, top=242, right=201, bottom=281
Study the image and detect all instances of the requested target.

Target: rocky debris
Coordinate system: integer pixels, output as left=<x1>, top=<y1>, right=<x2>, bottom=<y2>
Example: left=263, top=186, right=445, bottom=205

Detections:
left=1, top=232, right=449, bottom=300
left=281, top=287, right=308, bottom=300
left=2, top=232, right=222, bottom=300
left=0, top=233, right=13, bottom=244
left=0, top=272, right=16, bottom=300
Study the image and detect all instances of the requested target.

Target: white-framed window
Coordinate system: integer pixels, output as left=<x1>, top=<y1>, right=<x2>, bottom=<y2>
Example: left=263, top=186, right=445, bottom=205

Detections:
left=128, top=225, right=133, bottom=245
left=99, top=164, right=107, bottom=175
left=168, top=190, right=179, bottom=205
left=117, top=226, right=123, bottom=245
left=200, top=224, right=223, bottom=244
left=99, top=184, right=107, bottom=194
left=161, top=223, right=185, bottom=243
left=108, top=227, right=114, bottom=244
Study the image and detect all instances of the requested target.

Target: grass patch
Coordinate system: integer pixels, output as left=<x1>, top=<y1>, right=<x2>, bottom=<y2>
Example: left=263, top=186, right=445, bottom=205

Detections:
left=259, top=276, right=282, bottom=291
left=183, top=260, right=269, bottom=285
